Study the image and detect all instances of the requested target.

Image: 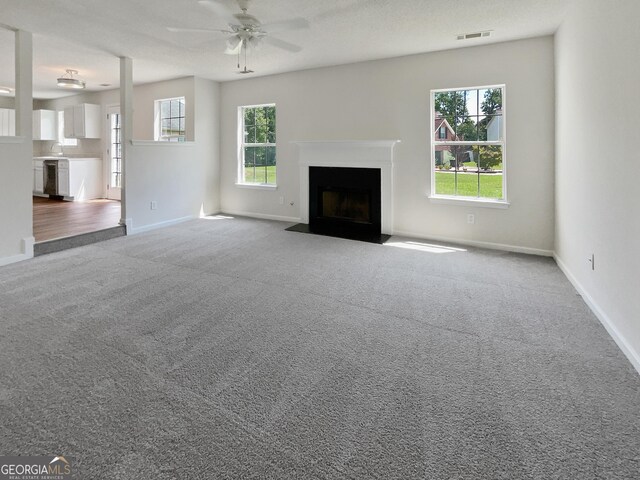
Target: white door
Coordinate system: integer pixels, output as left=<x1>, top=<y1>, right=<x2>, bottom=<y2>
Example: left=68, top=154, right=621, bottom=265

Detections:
left=106, top=106, right=122, bottom=200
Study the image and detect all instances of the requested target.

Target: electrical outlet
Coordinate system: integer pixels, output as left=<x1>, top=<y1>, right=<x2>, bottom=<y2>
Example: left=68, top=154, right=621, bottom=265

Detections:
left=467, top=214, right=475, bottom=225
left=150, top=201, right=157, bottom=210
left=279, top=196, right=284, bottom=205
left=589, top=253, right=595, bottom=271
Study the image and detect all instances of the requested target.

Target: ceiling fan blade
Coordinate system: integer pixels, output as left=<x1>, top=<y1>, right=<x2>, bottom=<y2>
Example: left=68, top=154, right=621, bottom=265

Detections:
left=167, top=26, right=231, bottom=34
left=224, top=37, right=243, bottom=55
left=261, top=35, right=302, bottom=53
left=198, top=0, right=238, bottom=25
left=260, top=17, right=309, bottom=33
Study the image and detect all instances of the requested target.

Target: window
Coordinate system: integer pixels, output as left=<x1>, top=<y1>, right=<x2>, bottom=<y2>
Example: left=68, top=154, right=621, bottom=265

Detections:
left=57, top=111, right=77, bottom=147
left=431, top=85, right=505, bottom=201
left=155, top=97, right=185, bottom=142
left=239, top=104, right=276, bottom=185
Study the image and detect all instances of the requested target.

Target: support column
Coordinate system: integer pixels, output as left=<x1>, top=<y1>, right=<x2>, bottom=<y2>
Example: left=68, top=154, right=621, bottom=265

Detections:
left=15, top=29, right=33, bottom=139
left=119, top=56, right=133, bottom=229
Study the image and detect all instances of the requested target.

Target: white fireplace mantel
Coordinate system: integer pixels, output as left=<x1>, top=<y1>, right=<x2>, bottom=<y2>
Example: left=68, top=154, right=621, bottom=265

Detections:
left=292, top=140, right=400, bottom=234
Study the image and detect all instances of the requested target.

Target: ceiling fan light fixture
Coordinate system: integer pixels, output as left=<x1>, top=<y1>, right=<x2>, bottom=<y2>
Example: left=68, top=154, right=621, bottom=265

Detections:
left=57, top=69, right=86, bottom=89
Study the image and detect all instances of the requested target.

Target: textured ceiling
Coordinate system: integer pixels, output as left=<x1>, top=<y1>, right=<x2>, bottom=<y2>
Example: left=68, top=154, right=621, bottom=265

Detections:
left=0, top=0, right=572, bottom=99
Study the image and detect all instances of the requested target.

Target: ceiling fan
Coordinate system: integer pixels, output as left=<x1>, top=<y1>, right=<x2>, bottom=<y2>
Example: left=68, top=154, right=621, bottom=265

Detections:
left=168, top=0, right=308, bottom=73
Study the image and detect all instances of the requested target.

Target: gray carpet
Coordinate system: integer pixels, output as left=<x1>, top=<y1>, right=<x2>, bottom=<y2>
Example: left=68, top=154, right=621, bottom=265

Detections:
left=1, top=215, right=638, bottom=479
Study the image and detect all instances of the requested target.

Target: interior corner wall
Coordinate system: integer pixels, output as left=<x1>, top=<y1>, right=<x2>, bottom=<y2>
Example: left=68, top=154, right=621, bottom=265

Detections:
left=194, top=77, right=221, bottom=214
left=219, top=36, right=556, bottom=253
left=555, top=0, right=640, bottom=370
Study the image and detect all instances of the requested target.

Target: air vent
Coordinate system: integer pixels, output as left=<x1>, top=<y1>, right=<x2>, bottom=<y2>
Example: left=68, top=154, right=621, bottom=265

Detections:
left=457, top=31, right=492, bottom=41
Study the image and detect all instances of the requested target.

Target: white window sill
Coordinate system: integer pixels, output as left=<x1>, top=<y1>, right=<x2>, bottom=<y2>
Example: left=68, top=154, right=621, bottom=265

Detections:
left=235, top=183, right=278, bottom=190
left=428, top=195, right=510, bottom=209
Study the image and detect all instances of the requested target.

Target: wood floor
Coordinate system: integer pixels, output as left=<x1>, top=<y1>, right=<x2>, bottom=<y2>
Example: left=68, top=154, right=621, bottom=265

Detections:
left=33, top=196, right=121, bottom=243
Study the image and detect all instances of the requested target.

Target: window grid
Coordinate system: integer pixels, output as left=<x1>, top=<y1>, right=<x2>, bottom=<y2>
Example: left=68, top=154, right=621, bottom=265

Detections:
left=240, top=105, right=276, bottom=185
left=432, top=86, right=505, bottom=201
left=110, top=113, right=122, bottom=188
left=158, top=97, right=185, bottom=142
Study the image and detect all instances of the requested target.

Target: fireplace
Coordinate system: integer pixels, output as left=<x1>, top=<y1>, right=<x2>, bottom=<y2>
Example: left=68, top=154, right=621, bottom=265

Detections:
left=309, top=166, right=381, bottom=236
left=289, top=140, right=400, bottom=243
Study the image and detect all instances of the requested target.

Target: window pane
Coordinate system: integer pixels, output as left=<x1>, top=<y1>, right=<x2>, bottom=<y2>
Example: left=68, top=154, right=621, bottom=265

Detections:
left=170, top=100, right=180, bottom=117
left=479, top=172, right=503, bottom=199
left=245, top=126, right=256, bottom=143
left=457, top=117, right=477, bottom=141
left=244, top=165, right=256, bottom=183
left=254, top=147, right=266, bottom=166
left=255, top=166, right=267, bottom=184
left=244, top=108, right=255, bottom=126
left=244, top=147, right=255, bottom=166
left=171, top=118, right=180, bottom=134
left=161, top=101, right=170, bottom=118
left=179, top=118, right=185, bottom=135
left=434, top=167, right=456, bottom=196
left=478, top=145, right=502, bottom=172
left=480, top=88, right=502, bottom=116
left=266, top=146, right=276, bottom=166
left=485, top=115, right=503, bottom=141
left=256, top=125, right=267, bottom=143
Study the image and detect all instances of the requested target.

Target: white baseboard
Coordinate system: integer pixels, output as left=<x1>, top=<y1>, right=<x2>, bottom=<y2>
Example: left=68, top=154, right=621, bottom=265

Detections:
left=127, top=215, right=196, bottom=235
left=221, top=210, right=301, bottom=223
left=0, top=236, right=35, bottom=267
left=392, top=230, right=554, bottom=257
left=0, top=252, right=32, bottom=267
left=554, top=254, right=640, bottom=375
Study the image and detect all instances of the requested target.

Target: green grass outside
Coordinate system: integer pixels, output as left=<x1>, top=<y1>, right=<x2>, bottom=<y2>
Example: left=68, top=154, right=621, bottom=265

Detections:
left=244, top=165, right=276, bottom=185
left=435, top=171, right=503, bottom=199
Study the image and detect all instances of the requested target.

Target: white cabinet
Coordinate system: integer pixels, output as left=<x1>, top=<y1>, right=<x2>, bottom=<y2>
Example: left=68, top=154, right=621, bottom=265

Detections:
left=0, top=108, right=16, bottom=136
left=57, top=160, right=70, bottom=197
left=63, top=104, right=101, bottom=139
left=33, top=109, right=57, bottom=140
left=33, top=159, right=44, bottom=194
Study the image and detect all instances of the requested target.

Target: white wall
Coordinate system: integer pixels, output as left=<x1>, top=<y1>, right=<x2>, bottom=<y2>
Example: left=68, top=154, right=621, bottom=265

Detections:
left=555, top=0, right=640, bottom=371
left=220, top=37, right=556, bottom=254
left=124, top=77, right=220, bottom=233
left=0, top=30, right=32, bottom=265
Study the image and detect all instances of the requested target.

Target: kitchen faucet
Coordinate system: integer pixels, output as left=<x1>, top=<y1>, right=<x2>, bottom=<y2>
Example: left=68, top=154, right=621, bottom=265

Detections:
left=50, top=142, right=64, bottom=156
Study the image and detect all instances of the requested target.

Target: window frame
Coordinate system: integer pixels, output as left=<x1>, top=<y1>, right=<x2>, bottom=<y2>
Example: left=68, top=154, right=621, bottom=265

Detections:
left=154, top=96, right=186, bottom=142
left=237, top=103, right=277, bottom=188
left=429, top=84, right=508, bottom=208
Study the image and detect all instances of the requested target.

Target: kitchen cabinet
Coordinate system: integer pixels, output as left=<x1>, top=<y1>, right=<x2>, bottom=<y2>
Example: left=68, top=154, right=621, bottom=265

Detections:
left=33, top=109, right=57, bottom=140
left=33, top=159, right=44, bottom=194
left=63, top=104, right=101, bottom=139
left=33, top=157, right=103, bottom=200
left=0, top=108, right=16, bottom=136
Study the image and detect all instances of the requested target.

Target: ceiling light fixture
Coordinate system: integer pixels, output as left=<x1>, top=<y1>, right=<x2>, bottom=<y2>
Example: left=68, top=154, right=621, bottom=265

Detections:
left=0, top=86, right=13, bottom=94
left=57, top=69, right=86, bottom=89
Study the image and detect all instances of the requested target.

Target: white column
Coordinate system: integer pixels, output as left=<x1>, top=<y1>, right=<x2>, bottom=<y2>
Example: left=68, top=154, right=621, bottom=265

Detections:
left=119, top=56, right=133, bottom=228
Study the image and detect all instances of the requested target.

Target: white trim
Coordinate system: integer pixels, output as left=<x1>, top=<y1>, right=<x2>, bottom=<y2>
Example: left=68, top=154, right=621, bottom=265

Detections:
left=221, top=209, right=300, bottom=223
left=293, top=139, right=400, bottom=235
left=428, top=195, right=510, bottom=209
left=0, top=135, right=25, bottom=143
left=292, top=140, right=399, bottom=149
left=554, top=253, right=640, bottom=375
left=130, top=140, right=195, bottom=147
left=126, top=215, right=195, bottom=235
left=238, top=104, right=277, bottom=185
left=0, top=252, right=32, bottom=267
left=430, top=85, right=507, bottom=201
left=234, top=183, right=278, bottom=190
left=393, top=229, right=553, bottom=257
left=0, top=236, right=35, bottom=267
